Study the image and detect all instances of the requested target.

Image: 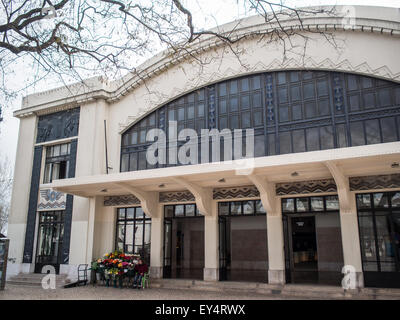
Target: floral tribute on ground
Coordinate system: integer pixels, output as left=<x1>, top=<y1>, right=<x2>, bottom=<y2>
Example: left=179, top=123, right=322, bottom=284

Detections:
left=91, top=251, right=140, bottom=287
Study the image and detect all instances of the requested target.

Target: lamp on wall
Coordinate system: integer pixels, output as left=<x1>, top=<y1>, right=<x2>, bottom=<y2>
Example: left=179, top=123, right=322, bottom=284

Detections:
left=391, top=162, right=399, bottom=169
left=291, top=172, right=299, bottom=177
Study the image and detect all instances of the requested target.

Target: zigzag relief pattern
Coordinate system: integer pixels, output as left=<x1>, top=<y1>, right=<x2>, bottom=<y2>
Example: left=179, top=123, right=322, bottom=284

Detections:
left=350, top=174, right=400, bottom=191
left=276, top=179, right=337, bottom=196
left=102, top=174, right=400, bottom=206
left=159, top=190, right=195, bottom=203
left=104, top=194, right=140, bottom=206
left=213, top=186, right=260, bottom=200
left=119, top=57, right=399, bottom=133
left=37, top=201, right=66, bottom=210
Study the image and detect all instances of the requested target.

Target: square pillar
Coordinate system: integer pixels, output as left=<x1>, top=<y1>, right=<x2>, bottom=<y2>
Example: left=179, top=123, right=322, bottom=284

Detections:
left=150, top=204, right=164, bottom=279
left=203, top=201, right=219, bottom=281
left=266, top=198, right=285, bottom=285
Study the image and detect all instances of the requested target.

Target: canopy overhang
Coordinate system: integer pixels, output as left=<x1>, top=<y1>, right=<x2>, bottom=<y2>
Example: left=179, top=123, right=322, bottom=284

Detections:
left=46, top=142, right=400, bottom=198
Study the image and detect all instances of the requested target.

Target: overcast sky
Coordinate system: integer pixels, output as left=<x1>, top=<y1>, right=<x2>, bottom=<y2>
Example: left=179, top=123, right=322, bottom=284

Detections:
left=0, top=0, right=399, bottom=174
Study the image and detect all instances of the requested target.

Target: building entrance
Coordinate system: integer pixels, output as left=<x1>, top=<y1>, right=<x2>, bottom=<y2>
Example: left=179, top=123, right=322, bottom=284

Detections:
left=287, top=216, right=318, bottom=283
left=163, top=204, right=204, bottom=280
left=282, top=195, right=344, bottom=285
left=218, top=200, right=268, bottom=283
left=34, top=211, right=64, bottom=274
left=357, top=192, right=400, bottom=288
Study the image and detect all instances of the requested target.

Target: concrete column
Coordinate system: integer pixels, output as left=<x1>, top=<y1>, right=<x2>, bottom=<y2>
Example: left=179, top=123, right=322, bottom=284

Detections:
left=150, top=204, right=164, bottom=279
left=266, top=198, right=285, bottom=285
left=248, top=175, right=285, bottom=285
left=325, top=161, right=363, bottom=288
left=339, top=196, right=364, bottom=288
left=85, top=196, right=97, bottom=265
left=203, top=200, right=219, bottom=281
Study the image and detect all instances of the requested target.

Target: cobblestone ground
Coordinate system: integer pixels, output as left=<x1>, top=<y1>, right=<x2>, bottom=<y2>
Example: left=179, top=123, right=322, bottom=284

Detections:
left=0, top=284, right=302, bottom=300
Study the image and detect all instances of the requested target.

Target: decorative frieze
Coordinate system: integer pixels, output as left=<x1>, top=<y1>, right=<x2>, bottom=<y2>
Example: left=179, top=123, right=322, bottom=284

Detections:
left=350, top=174, right=400, bottom=191
left=265, top=74, right=274, bottom=122
left=213, top=185, right=259, bottom=200
left=207, top=86, right=216, bottom=129
left=276, top=179, right=337, bottom=196
left=104, top=190, right=196, bottom=206
left=102, top=174, right=400, bottom=207
left=37, top=189, right=66, bottom=211
left=159, top=190, right=195, bottom=203
left=104, top=194, right=140, bottom=206
left=332, top=73, right=344, bottom=113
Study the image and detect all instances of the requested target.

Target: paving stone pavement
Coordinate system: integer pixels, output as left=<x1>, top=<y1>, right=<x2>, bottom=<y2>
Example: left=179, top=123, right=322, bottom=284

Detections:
left=0, top=284, right=304, bottom=300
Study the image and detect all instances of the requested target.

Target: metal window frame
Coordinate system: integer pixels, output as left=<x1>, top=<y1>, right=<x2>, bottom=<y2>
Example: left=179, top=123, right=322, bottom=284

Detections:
left=217, top=199, right=266, bottom=216
left=43, top=142, right=72, bottom=184
left=356, top=191, right=400, bottom=273
left=35, top=210, right=65, bottom=266
left=281, top=195, right=340, bottom=214
left=120, top=71, right=400, bottom=172
left=115, top=207, right=151, bottom=256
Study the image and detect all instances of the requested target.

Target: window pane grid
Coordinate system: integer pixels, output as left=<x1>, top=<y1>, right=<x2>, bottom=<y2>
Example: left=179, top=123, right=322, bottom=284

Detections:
left=163, top=203, right=203, bottom=218
left=120, top=71, right=400, bottom=172
left=44, top=143, right=71, bottom=183
left=282, top=195, right=339, bottom=214
left=357, top=192, right=400, bottom=273
left=115, top=207, right=151, bottom=262
left=218, top=200, right=266, bottom=216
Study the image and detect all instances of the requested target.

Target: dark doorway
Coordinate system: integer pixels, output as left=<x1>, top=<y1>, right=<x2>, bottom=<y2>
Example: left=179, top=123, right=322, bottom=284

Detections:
left=218, top=200, right=268, bottom=283
left=163, top=204, right=204, bottom=280
left=289, top=216, right=318, bottom=283
left=282, top=196, right=344, bottom=285
left=34, top=211, right=64, bottom=274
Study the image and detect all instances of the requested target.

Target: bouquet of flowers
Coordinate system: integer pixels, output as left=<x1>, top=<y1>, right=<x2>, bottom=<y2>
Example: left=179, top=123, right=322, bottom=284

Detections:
left=92, top=251, right=140, bottom=280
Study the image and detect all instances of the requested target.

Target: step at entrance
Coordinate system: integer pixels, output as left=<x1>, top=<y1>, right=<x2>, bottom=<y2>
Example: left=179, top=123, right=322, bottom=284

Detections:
left=150, top=279, right=400, bottom=299
left=6, top=273, right=69, bottom=288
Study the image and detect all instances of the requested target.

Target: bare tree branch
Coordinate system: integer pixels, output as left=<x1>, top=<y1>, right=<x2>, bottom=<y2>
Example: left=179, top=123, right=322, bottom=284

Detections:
left=0, top=0, right=341, bottom=110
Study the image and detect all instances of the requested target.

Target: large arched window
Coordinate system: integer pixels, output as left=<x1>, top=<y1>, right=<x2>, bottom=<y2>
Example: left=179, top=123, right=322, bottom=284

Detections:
left=121, top=71, right=400, bottom=172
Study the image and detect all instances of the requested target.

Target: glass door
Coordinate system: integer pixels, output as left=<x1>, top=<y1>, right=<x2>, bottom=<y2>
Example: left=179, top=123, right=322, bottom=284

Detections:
left=390, top=212, right=400, bottom=271
left=35, top=211, right=64, bottom=274
left=218, top=216, right=228, bottom=281
left=357, top=192, right=400, bottom=288
left=288, top=215, right=318, bottom=283
left=291, top=216, right=318, bottom=271
left=163, top=218, right=172, bottom=278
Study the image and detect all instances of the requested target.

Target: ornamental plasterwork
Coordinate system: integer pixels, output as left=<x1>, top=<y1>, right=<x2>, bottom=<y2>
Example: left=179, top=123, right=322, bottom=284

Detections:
left=37, top=188, right=66, bottom=211
left=349, top=174, right=400, bottom=191
left=213, top=186, right=260, bottom=200
left=104, top=194, right=140, bottom=206
left=276, top=179, right=337, bottom=196
left=159, top=190, right=195, bottom=203
left=102, top=174, right=400, bottom=206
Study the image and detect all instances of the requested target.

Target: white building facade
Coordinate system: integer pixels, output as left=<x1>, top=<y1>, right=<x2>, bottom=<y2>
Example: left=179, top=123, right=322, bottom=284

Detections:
left=6, top=6, right=400, bottom=289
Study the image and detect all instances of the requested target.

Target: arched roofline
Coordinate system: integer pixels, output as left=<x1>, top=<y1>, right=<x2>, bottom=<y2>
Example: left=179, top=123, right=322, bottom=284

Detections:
left=15, top=5, right=400, bottom=120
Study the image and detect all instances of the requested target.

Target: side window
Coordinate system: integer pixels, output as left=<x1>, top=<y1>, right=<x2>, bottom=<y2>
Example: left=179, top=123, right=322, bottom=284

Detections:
left=43, top=143, right=71, bottom=183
